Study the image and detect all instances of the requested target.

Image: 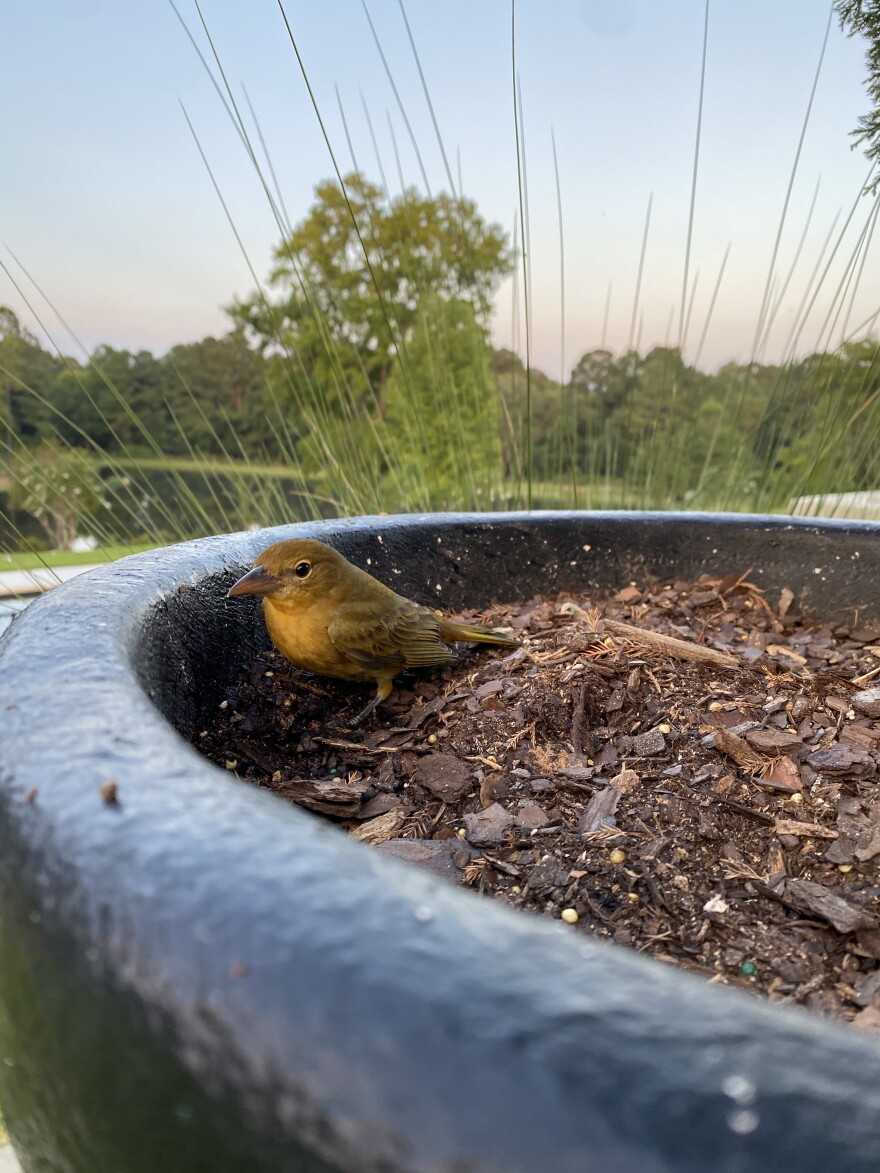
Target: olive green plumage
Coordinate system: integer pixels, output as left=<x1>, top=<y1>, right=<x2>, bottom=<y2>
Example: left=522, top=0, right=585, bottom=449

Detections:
left=228, top=537, right=518, bottom=724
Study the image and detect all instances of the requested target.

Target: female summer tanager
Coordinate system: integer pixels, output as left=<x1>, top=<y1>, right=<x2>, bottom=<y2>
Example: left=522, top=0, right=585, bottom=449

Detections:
left=227, top=538, right=518, bottom=725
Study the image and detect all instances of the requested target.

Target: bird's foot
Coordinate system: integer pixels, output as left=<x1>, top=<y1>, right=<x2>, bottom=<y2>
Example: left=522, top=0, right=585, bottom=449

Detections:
left=348, top=695, right=382, bottom=728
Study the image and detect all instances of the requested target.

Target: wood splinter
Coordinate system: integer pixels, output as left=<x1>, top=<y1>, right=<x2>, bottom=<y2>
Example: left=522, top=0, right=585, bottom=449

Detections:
left=562, top=602, right=738, bottom=669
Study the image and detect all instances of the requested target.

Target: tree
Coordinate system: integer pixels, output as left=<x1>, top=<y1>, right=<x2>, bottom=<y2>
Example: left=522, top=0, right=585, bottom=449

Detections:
left=381, top=295, right=503, bottom=509
left=229, top=173, right=512, bottom=419
left=8, top=441, right=103, bottom=549
left=569, top=348, right=619, bottom=399
left=164, top=331, right=281, bottom=459
left=0, top=307, right=70, bottom=448
left=837, top=1, right=880, bottom=186
left=51, top=347, right=168, bottom=455
left=566, top=348, right=641, bottom=479
left=492, top=349, right=568, bottom=482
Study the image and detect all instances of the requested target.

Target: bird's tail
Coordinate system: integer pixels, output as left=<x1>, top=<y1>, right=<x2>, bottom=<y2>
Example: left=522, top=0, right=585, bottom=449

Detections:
left=438, top=618, right=520, bottom=648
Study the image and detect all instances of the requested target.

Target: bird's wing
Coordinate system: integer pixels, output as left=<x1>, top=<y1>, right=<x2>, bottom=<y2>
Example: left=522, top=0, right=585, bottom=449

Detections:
left=328, top=598, right=457, bottom=673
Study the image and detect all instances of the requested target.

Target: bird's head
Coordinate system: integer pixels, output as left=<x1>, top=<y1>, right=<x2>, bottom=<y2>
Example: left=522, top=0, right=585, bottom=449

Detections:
left=227, top=538, right=349, bottom=604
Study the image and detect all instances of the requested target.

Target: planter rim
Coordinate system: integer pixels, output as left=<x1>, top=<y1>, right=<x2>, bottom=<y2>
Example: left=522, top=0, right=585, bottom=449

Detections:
left=3, top=509, right=880, bottom=1173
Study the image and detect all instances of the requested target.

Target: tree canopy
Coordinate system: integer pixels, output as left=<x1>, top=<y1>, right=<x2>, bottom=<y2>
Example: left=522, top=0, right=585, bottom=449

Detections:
left=837, top=0, right=880, bottom=185
left=2, top=166, right=880, bottom=550
left=381, top=295, right=503, bottom=510
left=229, top=172, right=512, bottom=417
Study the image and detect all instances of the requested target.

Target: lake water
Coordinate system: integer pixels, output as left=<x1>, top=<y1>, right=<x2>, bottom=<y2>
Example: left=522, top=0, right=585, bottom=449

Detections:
left=0, top=598, right=32, bottom=639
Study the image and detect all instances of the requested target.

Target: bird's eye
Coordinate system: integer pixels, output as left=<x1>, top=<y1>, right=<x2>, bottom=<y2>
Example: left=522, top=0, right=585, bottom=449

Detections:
left=294, top=560, right=311, bottom=579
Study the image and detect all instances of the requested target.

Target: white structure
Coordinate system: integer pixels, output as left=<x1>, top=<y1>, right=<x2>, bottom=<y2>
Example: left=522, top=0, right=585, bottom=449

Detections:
left=789, top=490, right=880, bottom=521
left=0, top=563, right=101, bottom=599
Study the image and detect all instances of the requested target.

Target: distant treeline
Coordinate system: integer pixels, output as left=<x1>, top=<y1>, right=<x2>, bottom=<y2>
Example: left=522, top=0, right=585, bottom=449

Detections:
left=2, top=167, right=879, bottom=549
left=2, top=304, right=880, bottom=533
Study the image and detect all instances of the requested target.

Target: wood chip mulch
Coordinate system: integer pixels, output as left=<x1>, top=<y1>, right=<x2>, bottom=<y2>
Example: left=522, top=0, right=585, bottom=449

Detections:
left=199, top=570, right=880, bottom=1031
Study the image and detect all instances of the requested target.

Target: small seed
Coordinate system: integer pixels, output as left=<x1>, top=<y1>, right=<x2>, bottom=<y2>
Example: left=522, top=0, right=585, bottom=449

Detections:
left=560, top=908, right=579, bottom=924
left=99, top=780, right=119, bottom=805
left=609, top=848, right=626, bottom=865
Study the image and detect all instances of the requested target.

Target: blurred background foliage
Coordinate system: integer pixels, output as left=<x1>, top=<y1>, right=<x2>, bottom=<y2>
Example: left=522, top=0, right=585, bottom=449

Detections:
left=2, top=1, right=880, bottom=560
left=2, top=183, right=880, bottom=554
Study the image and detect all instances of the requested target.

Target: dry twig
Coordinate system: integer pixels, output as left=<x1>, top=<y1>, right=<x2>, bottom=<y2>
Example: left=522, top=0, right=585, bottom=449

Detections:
left=561, top=603, right=738, bottom=668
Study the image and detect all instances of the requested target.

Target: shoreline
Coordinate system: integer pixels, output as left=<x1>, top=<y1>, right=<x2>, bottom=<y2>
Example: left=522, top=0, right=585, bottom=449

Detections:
left=0, top=563, right=102, bottom=599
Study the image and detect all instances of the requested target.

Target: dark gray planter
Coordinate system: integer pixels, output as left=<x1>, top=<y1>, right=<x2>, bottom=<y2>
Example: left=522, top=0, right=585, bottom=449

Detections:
left=2, top=511, right=880, bottom=1173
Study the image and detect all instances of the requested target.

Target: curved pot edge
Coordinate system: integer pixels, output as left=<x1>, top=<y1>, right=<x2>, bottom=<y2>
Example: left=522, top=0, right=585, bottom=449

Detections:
left=2, top=511, right=880, bottom=1173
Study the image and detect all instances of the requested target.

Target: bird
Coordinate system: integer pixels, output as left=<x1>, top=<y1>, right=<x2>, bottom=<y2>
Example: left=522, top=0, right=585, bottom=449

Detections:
left=227, top=537, right=519, bottom=726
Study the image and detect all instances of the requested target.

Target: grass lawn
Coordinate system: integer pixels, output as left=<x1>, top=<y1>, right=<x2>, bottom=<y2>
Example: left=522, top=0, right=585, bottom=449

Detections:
left=0, top=543, right=157, bottom=572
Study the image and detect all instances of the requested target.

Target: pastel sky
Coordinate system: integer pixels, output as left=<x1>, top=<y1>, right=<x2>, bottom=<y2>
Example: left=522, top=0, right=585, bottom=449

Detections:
left=2, top=1, right=877, bottom=376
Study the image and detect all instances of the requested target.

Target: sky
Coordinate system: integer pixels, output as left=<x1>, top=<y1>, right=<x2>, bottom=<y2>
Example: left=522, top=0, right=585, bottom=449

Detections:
left=1, top=1, right=878, bottom=376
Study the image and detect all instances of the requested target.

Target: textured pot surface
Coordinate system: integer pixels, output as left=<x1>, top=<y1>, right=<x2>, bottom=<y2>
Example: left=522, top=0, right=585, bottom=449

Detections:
left=2, top=512, right=880, bottom=1173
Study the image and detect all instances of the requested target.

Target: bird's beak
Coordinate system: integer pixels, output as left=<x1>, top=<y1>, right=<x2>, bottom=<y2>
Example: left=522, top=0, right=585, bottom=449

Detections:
left=227, top=565, right=282, bottom=598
